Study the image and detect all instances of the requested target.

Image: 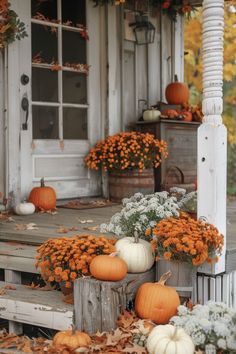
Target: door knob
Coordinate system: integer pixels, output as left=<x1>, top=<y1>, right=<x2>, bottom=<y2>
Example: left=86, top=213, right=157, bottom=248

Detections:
left=21, top=74, right=29, bottom=85
left=21, top=97, right=29, bottom=130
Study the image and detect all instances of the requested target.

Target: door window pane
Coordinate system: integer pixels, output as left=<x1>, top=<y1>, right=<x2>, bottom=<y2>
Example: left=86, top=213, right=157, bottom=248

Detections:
left=63, top=108, right=87, bottom=139
left=62, top=0, right=86, bottom=26
left=32, top=23, right=58, bottom=64
left=32, top=68, right=58, bottom=102
left=33, top=106, right=59, bottom=139
left=31, top=0, right=58, bottom=22
left=63, top=71, right=87, bottom=104
left=62, top=30, right=86, bottom=65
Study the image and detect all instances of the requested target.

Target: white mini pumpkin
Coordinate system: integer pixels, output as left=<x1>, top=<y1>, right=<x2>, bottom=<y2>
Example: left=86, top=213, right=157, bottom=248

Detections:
left=115, top=236, right=154, bottom=273
left=147, top=325, right=195, bottom=354
left=143, top=109, right=161, bottom=121
left=14, top=202, right=35, bottom=215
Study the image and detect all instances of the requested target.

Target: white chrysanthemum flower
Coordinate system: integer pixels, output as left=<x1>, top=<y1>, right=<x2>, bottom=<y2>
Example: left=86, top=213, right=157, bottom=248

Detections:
left=217, top=338, right=227, bottom=349
left=177, top=305, right=189, bottom=316
left=227, top=335, right=236, bottom=350
left=213, top=321, right=230, bottom=337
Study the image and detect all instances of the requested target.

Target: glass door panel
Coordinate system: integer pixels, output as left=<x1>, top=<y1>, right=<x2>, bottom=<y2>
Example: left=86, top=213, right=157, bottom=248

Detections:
left=31, top=0, right=88, bottom=141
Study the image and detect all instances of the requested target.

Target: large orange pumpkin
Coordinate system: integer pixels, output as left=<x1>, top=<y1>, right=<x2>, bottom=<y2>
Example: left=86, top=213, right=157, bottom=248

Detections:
left=165, top=75, right=189, bottom=105
left=53, top=329, right=91, bottom=350
left=28, top=178, right=56, bottom=210
left=135, top=271, right=180, bottom=324
left=90, top=253, right=128, bottom=281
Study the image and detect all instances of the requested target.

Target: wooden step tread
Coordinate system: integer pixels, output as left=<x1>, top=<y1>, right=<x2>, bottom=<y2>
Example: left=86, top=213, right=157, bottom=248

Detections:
left=0, top=282, right=73, bottom=330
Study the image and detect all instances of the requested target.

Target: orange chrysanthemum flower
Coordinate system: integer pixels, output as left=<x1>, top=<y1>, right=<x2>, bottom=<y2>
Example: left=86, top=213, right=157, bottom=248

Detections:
left=151, top=216, right=224, bottom=266
left=84, top=132, right=168, bottom=173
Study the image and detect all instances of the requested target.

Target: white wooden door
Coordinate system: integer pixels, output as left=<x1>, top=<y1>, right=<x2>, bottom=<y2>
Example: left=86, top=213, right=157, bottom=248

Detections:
left=15, top=0, right=101, bottom=199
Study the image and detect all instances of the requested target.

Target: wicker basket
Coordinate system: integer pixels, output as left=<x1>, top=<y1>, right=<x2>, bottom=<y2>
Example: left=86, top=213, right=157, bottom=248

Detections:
left=161, top=166, right=196, bottom=193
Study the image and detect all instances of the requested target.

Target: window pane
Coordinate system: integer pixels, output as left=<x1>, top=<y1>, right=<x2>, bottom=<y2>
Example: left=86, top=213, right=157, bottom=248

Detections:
left=63, top=71, right=87, bottom=104
left=31, top=0, right=57, bottom=22
left=62, top=30, right=86, bottom=65
left=32, top=23, right=58, bottom=64
left=33, top=106, right=59, bottom=139
left=63, top=108, right=87, bottom=139
left=62, top=0, right=86, bottom=27
left=32, top=68, right=58, bottom=102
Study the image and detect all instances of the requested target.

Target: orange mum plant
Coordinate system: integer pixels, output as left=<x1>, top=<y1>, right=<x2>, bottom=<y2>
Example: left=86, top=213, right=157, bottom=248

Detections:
left=85, top=131, right=168, bottom=172
left=149, top=216, right=224, bottom=266
left=35, top=235, right=116, bottom=288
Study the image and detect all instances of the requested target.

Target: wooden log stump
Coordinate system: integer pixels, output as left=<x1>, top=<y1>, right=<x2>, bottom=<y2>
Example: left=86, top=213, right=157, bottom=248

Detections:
left=74, top=268, right=155, bottom=334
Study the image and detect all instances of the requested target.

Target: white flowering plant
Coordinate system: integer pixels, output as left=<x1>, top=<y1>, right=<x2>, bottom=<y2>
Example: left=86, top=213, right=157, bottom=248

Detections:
left=170, top=302, right=236, bottom=353
left=170, top=187, right=197, bottom=213
left=100, top=192, right=180, bottom=239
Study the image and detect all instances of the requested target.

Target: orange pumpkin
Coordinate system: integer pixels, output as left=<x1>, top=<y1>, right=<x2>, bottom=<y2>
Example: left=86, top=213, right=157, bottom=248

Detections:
left=135, top=271, right=180, bottom=324
left=165, top=75, right=189, bottom=105
left=28, top=177, right=56, bottom=210
left=53, top=329, right=91, bottom=350
left=90, top=253, right=128, bottom=281
left=180, top=111, right=192, bottom=122
left=161, top=109, right=179, bottom=118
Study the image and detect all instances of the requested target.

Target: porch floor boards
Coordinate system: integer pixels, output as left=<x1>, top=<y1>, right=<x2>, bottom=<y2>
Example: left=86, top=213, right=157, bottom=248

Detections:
left=0, top=201, right=235, bottom=273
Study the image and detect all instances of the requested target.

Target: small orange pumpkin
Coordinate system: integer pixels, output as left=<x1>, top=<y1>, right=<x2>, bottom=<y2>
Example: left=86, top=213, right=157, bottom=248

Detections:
left=90, top=253, right=128, bottom=281
left=53, top=329, right=91, bottom=350
left=135, top=271, right=180, bottom=324
left=180, top=110, right=192, bottom=122
left=165, top=75, right=189, bottom=105
left=161, top=109, right=179, bottom=118
left=28, top=177, right=56, bottom=210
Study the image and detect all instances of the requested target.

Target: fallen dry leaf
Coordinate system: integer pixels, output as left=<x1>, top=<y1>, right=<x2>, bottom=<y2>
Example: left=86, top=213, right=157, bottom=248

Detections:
left=15, top=223, right=38, bottom=231
left=56, top=226, right=79, bottom=234
left=4, top=284, right=16, bottom=290
left=0, top=288, right=6, bottom=296
left=83, top=225, right=99, bottom=231
left=77, top=219, right=94, bottom=224
left=0, top=212, right=14, bottom=222
left=24, top=283, right=53, bottom=291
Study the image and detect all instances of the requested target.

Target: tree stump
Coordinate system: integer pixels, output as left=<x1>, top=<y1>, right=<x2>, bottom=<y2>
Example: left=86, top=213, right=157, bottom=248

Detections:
left=74, top=268, right=155, bottom=333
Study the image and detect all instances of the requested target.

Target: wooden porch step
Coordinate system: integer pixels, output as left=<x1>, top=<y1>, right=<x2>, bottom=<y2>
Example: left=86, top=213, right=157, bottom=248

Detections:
left=0, top=242, right=38, bottom=275
left=0, top=281, right=73, bottom=331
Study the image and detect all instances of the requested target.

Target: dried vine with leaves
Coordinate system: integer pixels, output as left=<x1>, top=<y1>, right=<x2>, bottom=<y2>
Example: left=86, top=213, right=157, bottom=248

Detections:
left=0, top=0, right=27, bottom=49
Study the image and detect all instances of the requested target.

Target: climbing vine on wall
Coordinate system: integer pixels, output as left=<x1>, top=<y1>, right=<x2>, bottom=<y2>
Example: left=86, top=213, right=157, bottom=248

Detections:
left=0, top=0, right=27, bottom=50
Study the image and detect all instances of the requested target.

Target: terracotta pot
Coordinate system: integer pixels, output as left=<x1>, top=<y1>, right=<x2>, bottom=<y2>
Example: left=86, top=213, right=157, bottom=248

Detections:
left=108, top=169, right=155, bottom=202
left=60, top=282, right=74, bottom=296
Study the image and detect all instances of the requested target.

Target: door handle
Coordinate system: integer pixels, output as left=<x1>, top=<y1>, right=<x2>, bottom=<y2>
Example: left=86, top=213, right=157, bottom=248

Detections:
left=21, top=97, right=29, bottom=130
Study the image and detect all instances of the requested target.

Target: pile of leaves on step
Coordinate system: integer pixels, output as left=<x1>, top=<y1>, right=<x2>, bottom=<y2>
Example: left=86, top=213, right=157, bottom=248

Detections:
left=0, top=311, right=152, bottom=354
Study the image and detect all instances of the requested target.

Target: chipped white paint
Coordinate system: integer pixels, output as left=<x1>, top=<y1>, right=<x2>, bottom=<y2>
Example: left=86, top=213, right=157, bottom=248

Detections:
left=0, top=281, right=73, bottom=331
left=196, top=271, right=236, bottom=309
left=198, top=0, right=226, bottom=274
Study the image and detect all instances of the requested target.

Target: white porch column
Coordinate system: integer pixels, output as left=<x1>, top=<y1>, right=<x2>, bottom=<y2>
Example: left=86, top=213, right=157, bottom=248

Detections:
left=198, top=0, right=226, bottom=274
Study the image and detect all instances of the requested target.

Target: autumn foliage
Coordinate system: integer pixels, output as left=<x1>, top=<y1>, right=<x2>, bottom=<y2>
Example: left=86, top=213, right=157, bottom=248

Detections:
left=85, top=131, right=168, bottom=172
left=35, top=235, right=116, bottom=288
left=149, top=216, right=224, bottom=266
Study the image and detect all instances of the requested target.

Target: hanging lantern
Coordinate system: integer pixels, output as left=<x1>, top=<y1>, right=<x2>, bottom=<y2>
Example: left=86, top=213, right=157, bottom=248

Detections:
left=130, top=15, right=156, bottom=45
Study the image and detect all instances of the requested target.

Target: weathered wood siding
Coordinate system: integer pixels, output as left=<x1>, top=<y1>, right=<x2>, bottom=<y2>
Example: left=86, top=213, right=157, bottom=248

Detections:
left=0, top=52, right=5, bottom=207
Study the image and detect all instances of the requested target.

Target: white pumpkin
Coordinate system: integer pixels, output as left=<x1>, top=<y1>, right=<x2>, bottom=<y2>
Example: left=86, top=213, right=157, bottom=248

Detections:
left=115, top=236, right=154, bottom=273
left=14, top=202, right=35, bottom=215
left=143, top=109, right=161, bottom=121
left=147, top=325, right=195, bottom=354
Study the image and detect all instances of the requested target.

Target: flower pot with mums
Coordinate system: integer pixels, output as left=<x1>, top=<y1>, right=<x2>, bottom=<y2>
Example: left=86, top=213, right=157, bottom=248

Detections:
left=35, top=235, right=116, bottom=294
left=149, top=216, right=224, bottom=296
left=84, top=131, right=168, bottom=202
